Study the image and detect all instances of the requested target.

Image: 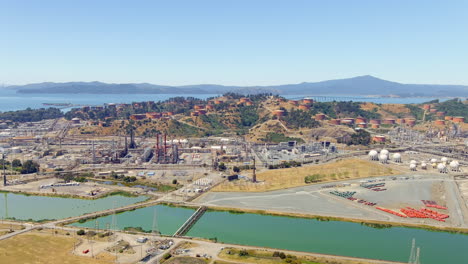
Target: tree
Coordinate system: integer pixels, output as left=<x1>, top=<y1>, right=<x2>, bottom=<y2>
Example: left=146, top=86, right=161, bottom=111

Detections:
left=76, top=229, right=85, bottom=236
left=172, top=179, right=178, bottom=185
left=348, top=129, right=371, bottom=146
left=238, top=249, right=249, bottom=256
left=20, top=160, right=39, bottom=174
left=218, top=162, right=227, bottom=171
left=11, top=159, right=22, bottom=168
left=233, top=166, right=240, bottom=173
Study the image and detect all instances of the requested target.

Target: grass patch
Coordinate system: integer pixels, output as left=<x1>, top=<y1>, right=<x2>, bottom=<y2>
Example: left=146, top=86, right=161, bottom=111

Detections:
left=213, top=158, right=398, bottom=192
left=219, top=248, right=322, bottom=264
left=0, top=233, right=113, bottom=264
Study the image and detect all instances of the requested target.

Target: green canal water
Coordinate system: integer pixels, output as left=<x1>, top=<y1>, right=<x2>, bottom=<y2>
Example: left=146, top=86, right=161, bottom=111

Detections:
left=0, top=192, right=148, bottom=221
left=71, top=205, right=195, bottom=235
left=72, top=206, right=468, bottom=264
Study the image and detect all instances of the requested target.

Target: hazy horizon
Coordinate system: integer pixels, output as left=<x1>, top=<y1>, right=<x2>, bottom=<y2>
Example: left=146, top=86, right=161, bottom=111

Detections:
left=2, top=1, right=468, bottom=86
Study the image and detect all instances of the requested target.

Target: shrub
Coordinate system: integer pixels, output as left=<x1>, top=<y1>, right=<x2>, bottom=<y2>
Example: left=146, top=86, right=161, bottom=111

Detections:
left=238, top=249, right=249, bottom=256
left=279, top=252, right=286, bottom=259
left=76, top=229, right=86, bottom=236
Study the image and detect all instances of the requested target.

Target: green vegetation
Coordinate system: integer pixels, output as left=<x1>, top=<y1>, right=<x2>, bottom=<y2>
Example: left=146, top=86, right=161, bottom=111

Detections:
left=361, top=222, right=393, bottom=229
left=347, top=129, right=371, bottom=146
left=222, top=248, right=319, bottom=264
left=406, top=104, right=425, bottom=120
left=304, top=174, right=323, bottom=183
left=310, top=101, right=380, bottom=120
left=200, top=114, right=227, bottom=133
left=20, top=160, right=40, bottom=174
left=268, top=161, right=302, bottom=169
left=123, top=226, right=151, bottom=233
left=334, top=101, right=380, bottom=119
left=1, top=159, right=40, bottom=174
left=0, top=107, right=63, bottom=122
left=282, top=109, right=320, bottom=129
left=239, top=105, right=259, bottom=127
left=262, top=133, right=304, bottom=144
left=434, top=98, right=468, bottom=119
left=11, top=159, right=22, bottom=168
left=217, top=162, right=227, bottom=171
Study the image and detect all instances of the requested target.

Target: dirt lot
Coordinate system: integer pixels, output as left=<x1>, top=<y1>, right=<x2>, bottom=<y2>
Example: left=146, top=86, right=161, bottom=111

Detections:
left=0, top=232, right=114, bottom=264
left=165, top=256, right=207, bottom=263
left=198, top=174, right=464, bottom=226
left=213, top=159, right=398, bottom=192
left=459, top=181, right=468, bottom=206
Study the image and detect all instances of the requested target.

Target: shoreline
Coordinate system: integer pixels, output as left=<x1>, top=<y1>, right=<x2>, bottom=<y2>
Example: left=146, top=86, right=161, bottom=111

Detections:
left=0, top=189, right=140, bottom=200
left=67, top=200, right=468, bottom=235
left=2, top=190, right=466, bottom=234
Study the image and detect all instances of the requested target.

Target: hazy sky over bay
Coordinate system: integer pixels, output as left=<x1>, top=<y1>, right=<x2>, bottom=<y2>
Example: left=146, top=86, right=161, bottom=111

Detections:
left=1, top=0, right=467, bottom=86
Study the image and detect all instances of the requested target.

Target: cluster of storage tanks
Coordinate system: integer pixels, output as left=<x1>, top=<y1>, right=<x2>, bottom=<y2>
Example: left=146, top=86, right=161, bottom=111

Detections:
left=368, top=149, right=396, bottom=164
left=368, top=149, right=402, bottom=164
left=368, top=150, right=461, bottom=173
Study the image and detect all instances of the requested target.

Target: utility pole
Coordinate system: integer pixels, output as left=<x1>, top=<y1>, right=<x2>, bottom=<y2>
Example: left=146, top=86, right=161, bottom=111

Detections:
left=92, top=140, right=96, bottom=164
left=252, top=157, right=256, bottom=183
left=2, top=152, right=6, bottom=186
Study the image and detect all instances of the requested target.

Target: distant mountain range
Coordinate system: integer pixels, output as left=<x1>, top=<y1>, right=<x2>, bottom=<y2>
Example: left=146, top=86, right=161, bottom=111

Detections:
left=5, top=76, right=468, bottom=97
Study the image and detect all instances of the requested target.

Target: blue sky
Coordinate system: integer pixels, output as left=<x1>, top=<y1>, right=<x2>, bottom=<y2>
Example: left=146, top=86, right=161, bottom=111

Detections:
left=1, top=0, right=468, bottom=86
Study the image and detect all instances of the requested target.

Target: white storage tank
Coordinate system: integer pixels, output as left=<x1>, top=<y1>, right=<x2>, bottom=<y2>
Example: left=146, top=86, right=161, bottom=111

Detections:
left=450, top=160, right=460, bottom=172
left=380, top=149, right=389, bottom=156
left=421, top=163, right=427, bottom=170
left=441, top=157, right=448, bottom=164
left=437, top=163, right=447, bottom=173
left=392, top=153, right=401, bottom=163
left=368, top=150, right=378, bottom=161
left=379, top=154, right=388, bottom=164
left=409, top=164, right=417, bottom=171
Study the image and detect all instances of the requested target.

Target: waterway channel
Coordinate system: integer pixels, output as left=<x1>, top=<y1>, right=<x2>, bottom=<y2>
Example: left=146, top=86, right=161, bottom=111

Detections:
left=71, top=204, right=194, bottom=235
left=0, top=192, right=148, bottom=221
left=71, top=205, right=468, bottom=264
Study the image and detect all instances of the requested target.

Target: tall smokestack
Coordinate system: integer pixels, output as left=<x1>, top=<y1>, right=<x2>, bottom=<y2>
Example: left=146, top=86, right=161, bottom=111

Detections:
left=156, top=134, right=160, bottom=163
left=164, top=134, right=167, bottom=163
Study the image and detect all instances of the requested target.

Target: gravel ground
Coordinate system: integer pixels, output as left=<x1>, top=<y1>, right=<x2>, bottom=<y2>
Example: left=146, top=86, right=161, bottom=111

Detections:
left=196, top=174, right=465, bottom=226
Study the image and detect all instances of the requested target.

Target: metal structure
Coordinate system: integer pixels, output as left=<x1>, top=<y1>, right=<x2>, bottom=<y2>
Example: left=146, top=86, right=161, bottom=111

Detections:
left=408, top=238, right=421, bottom=264
left=153, top=133, right=179, bottom=164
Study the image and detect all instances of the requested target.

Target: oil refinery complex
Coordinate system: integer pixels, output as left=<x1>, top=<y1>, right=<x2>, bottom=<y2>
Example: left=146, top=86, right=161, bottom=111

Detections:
left=0, top=95, right=467, bottom=264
